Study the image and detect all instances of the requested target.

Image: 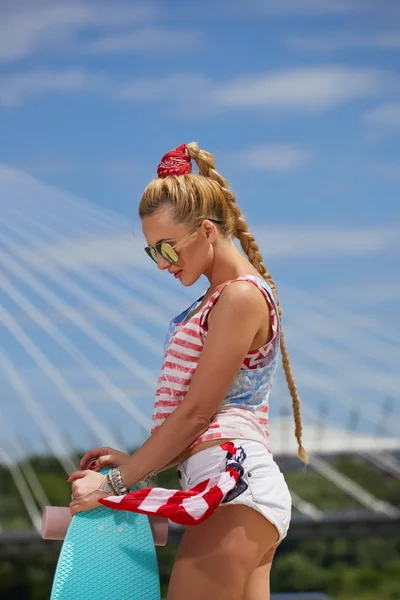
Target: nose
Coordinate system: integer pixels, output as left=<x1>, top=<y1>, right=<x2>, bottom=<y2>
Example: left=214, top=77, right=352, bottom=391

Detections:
left=156, top=254, right=170, bottom=271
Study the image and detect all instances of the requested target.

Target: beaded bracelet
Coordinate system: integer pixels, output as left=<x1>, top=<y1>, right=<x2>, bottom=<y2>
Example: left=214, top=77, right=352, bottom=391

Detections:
left=106, top=467, right=127, bottom=495
left=106, top=470, right=118, bottom=495
left=107, top=468, right=157, bottom=494
left=114, top=466, right=128, bottom=495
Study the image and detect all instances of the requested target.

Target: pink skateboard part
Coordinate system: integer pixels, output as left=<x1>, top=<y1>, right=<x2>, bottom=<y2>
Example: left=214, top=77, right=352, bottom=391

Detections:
left=42, top=506, right=71, bottom=541
left=148, top=515, right=168, bottom=546
left=42, top=506, right=168, bottom=546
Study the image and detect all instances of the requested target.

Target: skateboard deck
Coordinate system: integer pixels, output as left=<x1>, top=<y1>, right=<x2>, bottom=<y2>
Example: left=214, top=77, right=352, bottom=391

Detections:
left=49, top=470, right=161, bottom=599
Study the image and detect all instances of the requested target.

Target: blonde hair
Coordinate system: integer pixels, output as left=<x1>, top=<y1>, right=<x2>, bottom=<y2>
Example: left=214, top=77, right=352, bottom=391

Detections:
left=139, top=142, right=308, bottom=463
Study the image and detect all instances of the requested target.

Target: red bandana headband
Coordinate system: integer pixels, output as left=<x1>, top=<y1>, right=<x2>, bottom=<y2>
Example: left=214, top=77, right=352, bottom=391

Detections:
left=157, top=144, right=192, bottom=178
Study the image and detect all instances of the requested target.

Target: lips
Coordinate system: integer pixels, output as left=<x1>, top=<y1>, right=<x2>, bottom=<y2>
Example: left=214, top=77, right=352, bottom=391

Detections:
left=173, top=270, right=183, bottom=279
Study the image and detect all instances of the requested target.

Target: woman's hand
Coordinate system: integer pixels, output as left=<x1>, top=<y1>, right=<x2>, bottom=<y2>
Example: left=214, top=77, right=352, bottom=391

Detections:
left=79, top=446, right=131, bottom=471
left=67, top=448, right=131, bottom=514
left=67, top=469, right=110, bottom=515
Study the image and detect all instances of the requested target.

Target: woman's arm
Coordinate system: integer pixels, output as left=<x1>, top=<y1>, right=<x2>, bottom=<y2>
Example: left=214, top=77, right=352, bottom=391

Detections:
left=119, top=281, right=269, bottom=488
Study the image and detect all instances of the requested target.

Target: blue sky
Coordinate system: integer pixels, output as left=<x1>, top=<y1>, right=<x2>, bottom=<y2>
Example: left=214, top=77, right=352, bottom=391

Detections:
left=1, top=0, right=400, bottom=224
left=0, top=0, right=400, bottom=460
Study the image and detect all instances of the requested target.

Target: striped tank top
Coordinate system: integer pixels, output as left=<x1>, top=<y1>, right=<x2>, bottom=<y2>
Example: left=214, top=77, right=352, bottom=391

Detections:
left=151, top=275, right=280, bottom=451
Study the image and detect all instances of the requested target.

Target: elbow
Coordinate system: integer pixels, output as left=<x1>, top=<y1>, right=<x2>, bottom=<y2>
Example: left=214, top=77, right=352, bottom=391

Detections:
left=183, top=410, right=211, bottom=437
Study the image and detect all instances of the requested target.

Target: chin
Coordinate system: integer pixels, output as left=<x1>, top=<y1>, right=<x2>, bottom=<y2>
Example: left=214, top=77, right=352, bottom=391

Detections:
left=180, top=271, right=201, bottom=288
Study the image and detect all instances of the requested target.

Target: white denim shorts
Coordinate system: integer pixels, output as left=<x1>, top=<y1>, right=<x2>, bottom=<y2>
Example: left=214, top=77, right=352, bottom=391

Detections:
left=177, top=439, right=292, bottom=543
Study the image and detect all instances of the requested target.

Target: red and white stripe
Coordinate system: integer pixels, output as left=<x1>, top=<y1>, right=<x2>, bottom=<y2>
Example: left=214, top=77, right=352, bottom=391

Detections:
left=151, top=276, right=278, bottom=444
left=99, top=467, right=239, bottom=526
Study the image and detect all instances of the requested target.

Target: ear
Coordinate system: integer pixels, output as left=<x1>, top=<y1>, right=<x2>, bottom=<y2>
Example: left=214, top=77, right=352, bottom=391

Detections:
left=202, top=219, right=218, bottom=242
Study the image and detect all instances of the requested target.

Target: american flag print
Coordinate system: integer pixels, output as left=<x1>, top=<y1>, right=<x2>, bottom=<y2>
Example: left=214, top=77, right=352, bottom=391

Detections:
left=151, top=275, right=280, bottom=450
left=99, top=443, right=247, bottom=526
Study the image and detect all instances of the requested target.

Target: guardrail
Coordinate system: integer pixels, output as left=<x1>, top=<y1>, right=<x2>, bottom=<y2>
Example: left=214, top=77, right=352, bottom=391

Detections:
left=1, top=508, right=399, bottom=559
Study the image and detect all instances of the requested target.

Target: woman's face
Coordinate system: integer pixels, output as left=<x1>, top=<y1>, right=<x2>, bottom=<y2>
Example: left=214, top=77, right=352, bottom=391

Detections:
left=141, top=205, right=214, bottom=287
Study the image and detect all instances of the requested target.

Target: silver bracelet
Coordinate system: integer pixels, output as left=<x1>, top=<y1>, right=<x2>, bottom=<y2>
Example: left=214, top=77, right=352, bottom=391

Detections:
left=108, top=468, right=156, bottom=493
left=136, top=472, right=157, bottom=489
left=107, top=467, right=128, bottom=496
left=106, top=471, right=119, bottom=495
left=145, top=472, right=156, bottom=486
left=115, top=466, right=128, bottom=495
left=108, top=469, right=123, bottom=495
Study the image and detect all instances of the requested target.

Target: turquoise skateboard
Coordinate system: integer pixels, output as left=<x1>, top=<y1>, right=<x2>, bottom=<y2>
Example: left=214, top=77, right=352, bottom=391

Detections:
left=45, top=470, right=163, bottom=599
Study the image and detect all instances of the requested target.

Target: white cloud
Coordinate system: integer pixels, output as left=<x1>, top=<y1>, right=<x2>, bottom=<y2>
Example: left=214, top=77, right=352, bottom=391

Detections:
left=231, top=144, right=312, bottom=172
left=364, top=102, right=400, bottom=125
left=287, top=31, right=400, bottom=52
left=86, top=27, right=202, bottom=54
left=0, top=0, right=394, bottom=67
left=0, top=69, right=207, bottom=110
left=254, top=224, right=400, bottom=258
left=1, top=65, right=392, bottom=113
left=114, top=73, right=208, bottom=103
left=0, top=68, right=105, bottom=108
left=324, top=283, right=400, bottom=304
left=0, top=165, right=21, bottom=182
left=210, top=66, right=390, bottom=112
left=0, top=1, right=154, bottom=63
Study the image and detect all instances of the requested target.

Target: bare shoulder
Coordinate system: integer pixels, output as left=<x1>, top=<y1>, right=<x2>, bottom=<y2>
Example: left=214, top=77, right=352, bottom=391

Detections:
left=211, top=280, right=270, bottom=320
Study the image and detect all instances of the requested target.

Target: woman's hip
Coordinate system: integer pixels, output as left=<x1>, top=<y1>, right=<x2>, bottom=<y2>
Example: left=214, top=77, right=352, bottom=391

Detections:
left=177, top=438, right=292, bottom=542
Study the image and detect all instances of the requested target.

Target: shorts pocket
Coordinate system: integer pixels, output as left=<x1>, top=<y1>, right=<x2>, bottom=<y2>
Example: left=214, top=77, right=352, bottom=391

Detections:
left=182, top=446, right=227, bottom=489
left=247, top=464, right=292, bottom=513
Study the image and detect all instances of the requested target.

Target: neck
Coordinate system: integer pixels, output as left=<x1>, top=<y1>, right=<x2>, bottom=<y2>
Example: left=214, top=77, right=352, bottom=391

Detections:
left=203, top=240, right=252, bottom=289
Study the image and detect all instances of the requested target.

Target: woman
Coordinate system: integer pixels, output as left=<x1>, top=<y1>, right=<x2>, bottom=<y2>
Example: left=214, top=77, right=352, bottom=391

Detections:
left=67, top=143, right=307, bottom=600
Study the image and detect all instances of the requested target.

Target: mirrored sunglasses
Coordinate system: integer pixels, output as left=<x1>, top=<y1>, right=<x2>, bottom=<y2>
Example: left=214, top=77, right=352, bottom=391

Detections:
left=145, top=242, right=179, bottom=264
left=144, top=219, right=223, bottom=265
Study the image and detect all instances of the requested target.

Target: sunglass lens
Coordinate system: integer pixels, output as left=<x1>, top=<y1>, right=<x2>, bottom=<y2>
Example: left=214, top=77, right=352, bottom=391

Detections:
left=145, top=247, right=158, bottom=262
left=160, top=243, right=179, bottom=263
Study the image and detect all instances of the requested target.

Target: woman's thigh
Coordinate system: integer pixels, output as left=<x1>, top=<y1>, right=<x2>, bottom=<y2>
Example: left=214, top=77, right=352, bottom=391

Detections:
left=242, top=545, right=277, bottom=600
left=167, top=504, right=279, bottom=600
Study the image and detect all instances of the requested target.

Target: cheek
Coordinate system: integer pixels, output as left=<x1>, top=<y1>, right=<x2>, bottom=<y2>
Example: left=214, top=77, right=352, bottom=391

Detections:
left=179, top=243, right=211, bottom=287
left=182, top=241, right=208, bottom=269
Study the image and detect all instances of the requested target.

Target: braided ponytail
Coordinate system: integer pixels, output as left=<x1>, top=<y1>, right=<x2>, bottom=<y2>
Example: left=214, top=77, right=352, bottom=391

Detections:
left=187, top=142, right=308, bottom=464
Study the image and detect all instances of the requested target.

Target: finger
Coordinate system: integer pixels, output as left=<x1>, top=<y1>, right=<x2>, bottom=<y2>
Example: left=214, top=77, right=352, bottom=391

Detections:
left=69, top=497, right=93, bottom=514
left=66, top=470, right=89, bottom=483
left=69, top=501, right=85, bottom=515
left=80, top=447, right=109, bottom=469
left=94, top=454, right=114, bottom=467
left=70, top=492, right=108, bottom=515
left=87, top=459, right=101, bottom=472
